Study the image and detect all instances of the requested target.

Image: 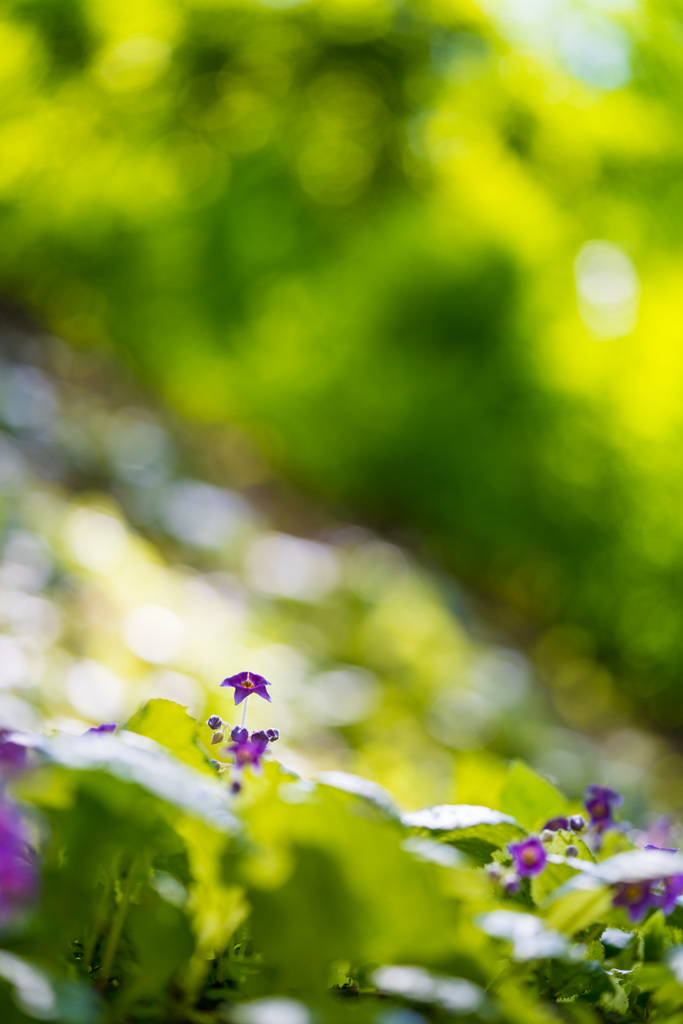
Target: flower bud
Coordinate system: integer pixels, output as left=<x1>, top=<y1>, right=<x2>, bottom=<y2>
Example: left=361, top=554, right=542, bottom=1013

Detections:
left=540, top=829, right=554, bottom=843
left=565, top=844, right=578, bottom=857
left=211, top=731, right=224, bottom=745
left=250, top=730, right=269, bottom=745
left=231, top=780, right=242, bottom=794
left=207, top=715, right=223, bottom=730
left=503, top=874, right=521, bottom=895
left=266, top=729, right=279, bottom=742
left=569, top=814, right=585, bottom=832
left=209, top=759, right=221, bottom=770
left=231, top=726, right=248, bottom=743
left=485, top=862, right=504, bottom=881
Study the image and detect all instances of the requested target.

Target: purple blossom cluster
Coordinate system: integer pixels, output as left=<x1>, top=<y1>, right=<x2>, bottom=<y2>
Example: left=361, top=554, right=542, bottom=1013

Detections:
left=208, top=671, right=279, bottom=793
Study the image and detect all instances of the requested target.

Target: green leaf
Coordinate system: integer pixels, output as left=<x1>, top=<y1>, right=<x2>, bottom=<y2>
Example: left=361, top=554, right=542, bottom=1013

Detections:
left=125, top=698, right=214, bottom=775
left=500, top=761, right=572, bottom=832
left=542, top=887, right=614, bottom=936
left=317, top=771, right=399, bottom=818
left=402, top=804, right=524, bottom=861
left=18, top=731, right=240, bottom=833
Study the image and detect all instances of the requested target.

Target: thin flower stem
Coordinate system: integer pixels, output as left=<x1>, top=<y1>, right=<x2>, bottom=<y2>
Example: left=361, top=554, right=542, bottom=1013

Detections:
left=97, top=855, right=144, bottom=989
left=241, top=696, right=248, bottom=729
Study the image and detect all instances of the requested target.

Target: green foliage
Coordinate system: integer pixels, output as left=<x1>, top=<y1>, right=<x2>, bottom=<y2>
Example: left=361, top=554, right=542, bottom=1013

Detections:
left=2, top=702, right=683, bottom=1023
left=4, top=0, right=683, bottom=731
left=500, top=762, right=573, bottom=832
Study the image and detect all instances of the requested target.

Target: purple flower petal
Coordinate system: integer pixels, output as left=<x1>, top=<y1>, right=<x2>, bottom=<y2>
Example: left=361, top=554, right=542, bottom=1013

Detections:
left=86, top=723, right=117, bottom=735
left=613, top=881, right=656, bottom=923
left=220, top=672, right=272, bottom=706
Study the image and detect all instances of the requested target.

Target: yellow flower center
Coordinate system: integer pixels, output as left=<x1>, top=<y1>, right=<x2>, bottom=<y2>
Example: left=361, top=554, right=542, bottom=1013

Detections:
left=522, top=849, right=538, bottom=866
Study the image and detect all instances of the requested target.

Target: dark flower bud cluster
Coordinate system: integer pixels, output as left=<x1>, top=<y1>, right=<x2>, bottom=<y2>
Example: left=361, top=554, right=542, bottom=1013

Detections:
left=541, top=814, right=585, bottom=834
left=206, top=715, right=226, bottom=745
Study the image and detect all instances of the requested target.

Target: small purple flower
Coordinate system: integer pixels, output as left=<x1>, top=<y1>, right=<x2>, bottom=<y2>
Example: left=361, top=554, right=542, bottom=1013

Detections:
left=569, top=814, right=585, bottom=832
left=543, top=817, right=569, bottom=832
left=207, top=715, right=223, bottom=730
left=86, top=723, right=117, bottom=735
left=0, top=799, right=37, bottom=920
left=0, top=733, right=28, bottom=776
left=266, top=729, right=279, bottom=742
left=584, top=785, right=622, bottom=833
left=250, top=730, right=270, bottom=745
left=227, top=733, right=269, bottom=770
left=503, top=874, right=521, bottom=895
left=612, top=881, right=657, bottom=923
left=508, top=837, right=547, bottom=877
left=221, top=671, right=271, bottom=706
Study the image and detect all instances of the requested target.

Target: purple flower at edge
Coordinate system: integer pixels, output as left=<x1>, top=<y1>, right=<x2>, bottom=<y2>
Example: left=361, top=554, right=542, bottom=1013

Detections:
left=508, top=837, right=547, bottom=877
left=612, top=881, right=657, bottom=923
left=86, top=723, right=117, bottom=735
left=584, top=784, right=622, bottom=833
left=0, top=732, right=28, bottom=776
left=221, top=671, right=271, bottom=706
left=0, top=798, right=37, bottom=920
left=644, top=846, right=683, bottom=915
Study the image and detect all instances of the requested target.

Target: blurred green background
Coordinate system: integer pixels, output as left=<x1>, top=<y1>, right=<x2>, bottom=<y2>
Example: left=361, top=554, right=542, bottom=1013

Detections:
left=1, top=0, right=683, bottom=789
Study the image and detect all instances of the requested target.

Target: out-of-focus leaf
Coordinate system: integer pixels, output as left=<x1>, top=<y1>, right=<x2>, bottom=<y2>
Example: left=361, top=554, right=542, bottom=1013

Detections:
left=125, top=699, right=213, bottom=775
left=0, top=951, right=58, bottom=1021
left=401, top=837, right=470, bottom=869
left=174, top=815, right=248, bottom=986
left=402, top=804, right=524, bottom=861
left=243, top=772, right=465, bottom=970
left=371, top=965, right=485, bottom=1014
left=500, top=762, right=572, bottom=832
left=542, top=887, right=614, bottom=936
left=602, top=928, right=636, bottom=953
left=123, top=889, right=195, bottom=1001
left=16, top=731, right=239, bottom=833
left=317, top=772, right=399, bottom=818
left=477, top=910, right=568, bottom=960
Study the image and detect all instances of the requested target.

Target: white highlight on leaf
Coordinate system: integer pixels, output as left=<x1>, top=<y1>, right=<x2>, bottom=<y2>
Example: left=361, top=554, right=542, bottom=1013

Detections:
left=372, top=966, right=484, bottom=1014
left=231, top=997, right=311, bottom=1024
left=402, top=804, right=518, bottom=831
left=477, top=910, right=568, bottom=960
left=0, top=951, right=57, bottom=1020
